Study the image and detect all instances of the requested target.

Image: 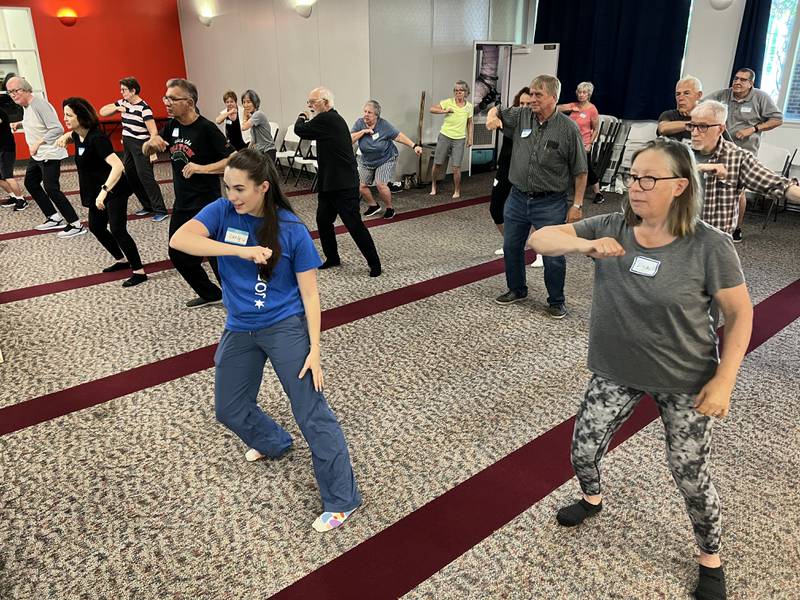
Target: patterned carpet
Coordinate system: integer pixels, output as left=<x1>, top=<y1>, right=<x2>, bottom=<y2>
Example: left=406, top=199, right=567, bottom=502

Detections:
left=0, top=162, right=798, bottom=599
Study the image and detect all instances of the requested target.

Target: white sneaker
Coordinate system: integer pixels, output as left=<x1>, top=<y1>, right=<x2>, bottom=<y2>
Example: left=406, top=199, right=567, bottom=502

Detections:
left=57, top=224, right=87, bottom=238
left=35, top=217, right=66, bottom=231
left=245, top=448, right=265, bottom=462
left=530, top=255, right=544, bottom=268
left=494, top=248, right=504, bottom=256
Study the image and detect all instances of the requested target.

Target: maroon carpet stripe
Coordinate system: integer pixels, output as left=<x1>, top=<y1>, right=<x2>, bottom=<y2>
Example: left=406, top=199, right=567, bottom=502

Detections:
left=267, top=278, right=800, bottom=600
left=0, top=187, right=313, bottom=242
left=0, top=250, right=508, bottom=436
left=0, top=195, right=490, bottom=304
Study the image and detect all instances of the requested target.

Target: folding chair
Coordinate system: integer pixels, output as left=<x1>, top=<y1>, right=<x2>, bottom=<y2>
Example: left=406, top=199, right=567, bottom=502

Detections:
left=293, top=141, right=318, bottom=190
left=276, top=125, right=301, bottom=180
left=762, top=147, right=798, bottom=228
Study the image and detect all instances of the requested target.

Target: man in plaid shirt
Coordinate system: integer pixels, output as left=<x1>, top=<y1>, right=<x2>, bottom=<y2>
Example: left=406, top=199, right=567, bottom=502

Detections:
left=688, top=100, right=799, bottom=235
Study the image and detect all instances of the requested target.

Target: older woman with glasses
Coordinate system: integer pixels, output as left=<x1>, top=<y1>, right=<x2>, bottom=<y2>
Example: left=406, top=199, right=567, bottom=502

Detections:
left=351, top=99, right=422, bottom=219
left=429, top=80, right=474, bottom=198
left=531, top=138, right=752, bottom=600
left=559, top=81, right=603, bottom=204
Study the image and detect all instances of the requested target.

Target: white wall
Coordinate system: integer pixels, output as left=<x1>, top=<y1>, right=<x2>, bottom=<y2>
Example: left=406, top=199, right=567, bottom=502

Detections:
left=683, top=0, right=747, bottom=94
left=177, top=0, right=370, bottom=143
left=369, top=0, right=490, bottom=176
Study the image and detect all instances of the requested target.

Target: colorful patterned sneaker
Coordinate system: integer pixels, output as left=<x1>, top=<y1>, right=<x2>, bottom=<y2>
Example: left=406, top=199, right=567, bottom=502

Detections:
left=312, top=507, right=359, bottom=532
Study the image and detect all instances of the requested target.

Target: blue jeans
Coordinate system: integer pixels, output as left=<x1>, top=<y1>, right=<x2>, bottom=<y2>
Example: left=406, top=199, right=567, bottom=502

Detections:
left=503, top=186, right=568, bottom=306
left=214, top=314, right=362, bottom=512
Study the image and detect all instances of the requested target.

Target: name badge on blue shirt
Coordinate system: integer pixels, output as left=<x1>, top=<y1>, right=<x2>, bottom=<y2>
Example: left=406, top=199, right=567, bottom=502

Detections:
left=224, top=227, right=249, bottom=245
left=630, top=256, right=661, bottom=277
left=521, top=128, right=532, bottom=138
left=371, top=132, right=380, bottom=140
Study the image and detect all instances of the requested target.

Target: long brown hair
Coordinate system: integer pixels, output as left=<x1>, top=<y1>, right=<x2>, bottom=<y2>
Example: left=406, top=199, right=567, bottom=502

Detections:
left=226, top=149, right=296, bottom=280
left=624, top=138, right=701, bottom=237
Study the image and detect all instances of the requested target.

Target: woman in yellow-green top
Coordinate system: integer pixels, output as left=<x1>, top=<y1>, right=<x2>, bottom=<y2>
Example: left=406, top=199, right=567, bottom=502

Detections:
left=429, top=80, right=474, bottom=198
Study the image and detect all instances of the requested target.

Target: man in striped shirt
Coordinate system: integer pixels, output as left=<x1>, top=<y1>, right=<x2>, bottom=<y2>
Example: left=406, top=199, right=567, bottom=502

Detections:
left=100, top=77, right=168, bottom=221
left=689, top=100, right=799, bottom=235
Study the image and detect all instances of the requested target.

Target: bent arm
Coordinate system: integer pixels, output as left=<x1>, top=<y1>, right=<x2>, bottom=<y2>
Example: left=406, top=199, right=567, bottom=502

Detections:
left=657, top=120, right=688, bottom=136
left=395, top=132, right=416, bottom=147
left=169, top=218, right=243, bottom=258
left=99, top=103, right=119, bottom=117
left=102, top=153, right=125, bottom=191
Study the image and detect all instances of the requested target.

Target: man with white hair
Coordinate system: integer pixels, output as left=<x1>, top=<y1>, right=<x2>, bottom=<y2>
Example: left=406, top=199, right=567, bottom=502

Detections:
left=688, top=99, right=799, bottom=235
left=294, top=86, right=382, bottom=277
left=7, top=76, right=85, bottom=237
left=658, top=75, right=704, bottom=142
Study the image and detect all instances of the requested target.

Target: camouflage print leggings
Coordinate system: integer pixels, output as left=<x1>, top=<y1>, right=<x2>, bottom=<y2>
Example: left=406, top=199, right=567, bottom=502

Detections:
left=571, top=374, right=721, bottom=554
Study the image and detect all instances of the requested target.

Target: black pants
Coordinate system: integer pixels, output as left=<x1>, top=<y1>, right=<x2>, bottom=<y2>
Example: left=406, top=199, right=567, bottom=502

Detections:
left=316, top=188, right=380, bottom=269
left=123, top=137, right=167, bottom=214
left=490, top=171, right=512, bottom=225
left=87, top=191, right=143, bottom=270
left=586, top=150, right=599, bottom=187
left=168, top=209, right=222, bottom=300
left=24, top=159, right=79, bottom=223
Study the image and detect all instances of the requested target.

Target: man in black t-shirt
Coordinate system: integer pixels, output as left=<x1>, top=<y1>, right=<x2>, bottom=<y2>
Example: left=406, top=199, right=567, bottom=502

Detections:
left=657, top=76, right=703, bottom=142
left=294, top=87, right=381, bottom=277
left=144, top=78, right=233, bottom=308
left=0, top=104, right=27, bottom=210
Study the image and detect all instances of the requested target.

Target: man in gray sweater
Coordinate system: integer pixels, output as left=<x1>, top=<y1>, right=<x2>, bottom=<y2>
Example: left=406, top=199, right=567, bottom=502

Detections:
left=7, top=76, right=85, bottom=237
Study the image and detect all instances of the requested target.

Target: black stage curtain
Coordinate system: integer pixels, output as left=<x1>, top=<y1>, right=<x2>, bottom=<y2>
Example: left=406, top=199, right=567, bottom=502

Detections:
left=533, top=0, right=691, bottom=120
left=731, top=0, right=772, bottom=87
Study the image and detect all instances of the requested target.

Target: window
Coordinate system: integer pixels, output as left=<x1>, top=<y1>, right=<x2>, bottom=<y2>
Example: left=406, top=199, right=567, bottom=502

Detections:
left=762, top=0, right=800, bottom=121
left=0, top=7, right=47, bottom=96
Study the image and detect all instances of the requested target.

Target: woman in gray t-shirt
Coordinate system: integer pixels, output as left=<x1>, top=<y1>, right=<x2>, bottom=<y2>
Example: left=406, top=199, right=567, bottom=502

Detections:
left=241, top=89, right=275, bottom=163
left=530, top=138, right=752, bottom=600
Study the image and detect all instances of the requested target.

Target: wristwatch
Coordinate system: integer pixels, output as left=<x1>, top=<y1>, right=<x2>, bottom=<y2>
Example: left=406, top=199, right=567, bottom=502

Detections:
left=572, top=204, right=583, bottom=209
left=101, top=184, right=109, bottom=192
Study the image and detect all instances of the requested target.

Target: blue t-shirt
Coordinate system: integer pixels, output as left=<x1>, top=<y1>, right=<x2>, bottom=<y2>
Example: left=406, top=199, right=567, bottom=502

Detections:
left=194, top=199, right=322, bottom=332
left=351, top=117, right=400, bottom=167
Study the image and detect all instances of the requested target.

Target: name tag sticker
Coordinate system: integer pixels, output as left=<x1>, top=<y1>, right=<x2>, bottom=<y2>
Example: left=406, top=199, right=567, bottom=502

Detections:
left=172, top=128, right=180, bottom=137
left=630, top=256, right=661, bottom=277
left=520, top=128, right=532, bottom=138
left=225, top=119, right=232, bottom=125
left=224, top=227, right=249, bottom=245
left=371, top=132, right=380, bottom=140
left=579, top=112, right=586, bottom=119
left=77, top=147, right=85, bottom=156
left=740, top=106, right=752, bottom=113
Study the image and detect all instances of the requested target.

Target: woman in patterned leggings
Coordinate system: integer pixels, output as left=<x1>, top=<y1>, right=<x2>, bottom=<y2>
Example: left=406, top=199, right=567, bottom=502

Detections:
left=530, top=138, right=753, bottom=600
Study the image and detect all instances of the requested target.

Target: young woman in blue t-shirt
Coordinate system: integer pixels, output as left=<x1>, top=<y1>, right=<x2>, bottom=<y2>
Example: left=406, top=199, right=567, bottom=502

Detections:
left=170, top=148, right=362, bottom=532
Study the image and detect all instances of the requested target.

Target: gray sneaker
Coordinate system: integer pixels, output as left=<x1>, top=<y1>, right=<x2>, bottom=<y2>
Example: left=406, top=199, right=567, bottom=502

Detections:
left=495, top=290, right=527, bottom=305
left=57, top=224, right=88, bottom=238
left=547, top=304, right=567, bottom=319
left=35, top=217, right=66, bottom=230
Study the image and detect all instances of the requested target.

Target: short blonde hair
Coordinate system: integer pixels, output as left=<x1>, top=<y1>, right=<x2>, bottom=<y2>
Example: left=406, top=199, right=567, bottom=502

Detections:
left=576, top=81, right=594, bottom=97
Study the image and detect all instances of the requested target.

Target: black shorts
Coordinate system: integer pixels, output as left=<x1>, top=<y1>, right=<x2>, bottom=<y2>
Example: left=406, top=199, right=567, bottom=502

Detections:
left=0, top=150, right=15, bottom=180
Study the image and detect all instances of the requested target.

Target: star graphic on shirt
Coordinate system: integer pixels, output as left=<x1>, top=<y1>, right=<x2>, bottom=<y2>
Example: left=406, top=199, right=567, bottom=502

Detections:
left=254, top=300, right=265, bottom=309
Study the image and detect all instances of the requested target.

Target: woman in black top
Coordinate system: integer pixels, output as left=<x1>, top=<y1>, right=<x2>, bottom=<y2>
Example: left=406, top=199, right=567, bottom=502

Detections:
left=490, top=87, right=540, bottom=266
left=56, top=97, right=147, bottom=287
left=214, top=90, right=247, bottom=151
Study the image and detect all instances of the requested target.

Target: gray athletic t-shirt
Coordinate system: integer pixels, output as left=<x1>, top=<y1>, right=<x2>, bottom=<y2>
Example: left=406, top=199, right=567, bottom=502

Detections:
left=249, top=110, right=275, bottom=153
left=573, top=212, right=745, bottom=393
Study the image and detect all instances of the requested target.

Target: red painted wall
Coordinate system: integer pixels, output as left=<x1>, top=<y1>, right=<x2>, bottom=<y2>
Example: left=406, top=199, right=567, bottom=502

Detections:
left=6, top=0, right=186, bottom=158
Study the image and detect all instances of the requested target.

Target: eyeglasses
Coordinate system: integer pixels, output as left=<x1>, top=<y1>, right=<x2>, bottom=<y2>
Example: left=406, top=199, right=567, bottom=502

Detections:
left=684, top=122, right=723, bottom=133
left=7, top=88, right=23, bottom=95
left=623, top=174, right=683, bottom=191
left=732, top=76, right=751, bottom=83
left=306, top=99, right=319, bottom=106
left=162, top=96, right=190, bottom=105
